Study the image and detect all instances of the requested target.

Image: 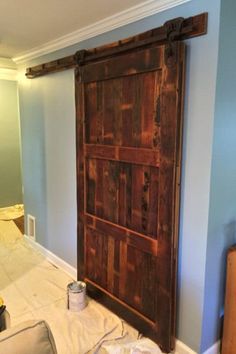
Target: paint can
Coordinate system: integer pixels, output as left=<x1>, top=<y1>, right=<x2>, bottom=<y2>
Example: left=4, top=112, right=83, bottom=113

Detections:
left=67, top=281, right=87, bottom=312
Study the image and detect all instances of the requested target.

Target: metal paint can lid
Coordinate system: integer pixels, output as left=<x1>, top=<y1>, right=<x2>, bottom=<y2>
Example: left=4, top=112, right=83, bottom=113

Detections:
left=67, top=281, right=86, bottom=293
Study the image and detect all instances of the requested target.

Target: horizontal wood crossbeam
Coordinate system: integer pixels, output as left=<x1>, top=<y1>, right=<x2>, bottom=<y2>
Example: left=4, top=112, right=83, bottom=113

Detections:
left=85, top=213, right=158, bottom=256
left=26, top=12, right=207, bottom=78
left=26, top=55, right=76, bottom=78
left=80, top=46, right=162, bottom=83
left=85, top=144, right=160, bottom=167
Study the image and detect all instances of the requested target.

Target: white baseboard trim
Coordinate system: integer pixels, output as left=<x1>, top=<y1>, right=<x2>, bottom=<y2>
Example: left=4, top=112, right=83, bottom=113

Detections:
left=24, top=235, right=77, bottom=280
left=173, top=340, right=220, bottom=354
left=23, top=235, right=220, bottom=354
left=202, top=341, right=220, bottom=354
left=174, top=340, right=197, bottom=354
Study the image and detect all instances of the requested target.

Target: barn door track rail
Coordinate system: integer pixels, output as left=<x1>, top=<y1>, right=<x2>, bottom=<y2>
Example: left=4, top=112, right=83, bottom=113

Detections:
left=26, top=12, right=207, bottom=78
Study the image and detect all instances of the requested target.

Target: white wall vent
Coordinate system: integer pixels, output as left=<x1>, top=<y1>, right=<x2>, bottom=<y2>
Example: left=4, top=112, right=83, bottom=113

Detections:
left=27, top=214, right=36, bottom=240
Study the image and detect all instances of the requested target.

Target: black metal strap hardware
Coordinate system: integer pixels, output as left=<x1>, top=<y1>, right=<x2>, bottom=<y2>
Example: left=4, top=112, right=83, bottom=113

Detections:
left=164, top=17, right=184, bottom=65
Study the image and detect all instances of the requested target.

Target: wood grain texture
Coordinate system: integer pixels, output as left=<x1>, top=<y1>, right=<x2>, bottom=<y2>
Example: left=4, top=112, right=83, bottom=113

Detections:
left=76, top=39, right=186, bottom=353
left=75, top=70, right=86, bottom=280
left=26, top=13, right=207, bottom=79
left=85, top=144, right=160, bottom=167
left=222, top=248, right=236, bottom=354
left=86, top=159, right=159, bottom=237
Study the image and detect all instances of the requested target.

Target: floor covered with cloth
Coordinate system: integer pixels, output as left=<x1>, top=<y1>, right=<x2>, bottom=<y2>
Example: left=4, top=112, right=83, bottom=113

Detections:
left=0, top=219, right=163, bottom=354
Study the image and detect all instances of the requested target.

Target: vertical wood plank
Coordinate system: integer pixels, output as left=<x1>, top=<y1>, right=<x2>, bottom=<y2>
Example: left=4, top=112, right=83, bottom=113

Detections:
left=107, top=237, right=115, bottom=293
left=153, top=72, right=162, bottom=150
left=141, top=166, right=150, bottom=235
left=85, top=82, right=97, bottom=144
left=76, top=73, right=85, bottom=280
left=118, top=164, right=127, bottom=226
left=156, top=42, right=185, bottom=350
left=119, top=240, right=127, bottom=300
left=103, top=80, right=115, bottom=145
left=113, top=239, right=120, bottom=297
left=148, top=167, right=159, bottom=238
left=96, top=81, right=104, bottom=144
left=103, top=161, right=119, bottom=224
left=86, top=159, right=96, bottom=214
left=121, top=77, right=134, bottom=147
left=133, top=76, right=141, bottom=147
left=131, top=165, right=142, bottom=233
left=76, top=40, right=186, bottom=353
left=113, top=79, right=123, bottom=146
left=95, top=159, right=104, bottom=218
left=140, top=72, right=156, bottom=148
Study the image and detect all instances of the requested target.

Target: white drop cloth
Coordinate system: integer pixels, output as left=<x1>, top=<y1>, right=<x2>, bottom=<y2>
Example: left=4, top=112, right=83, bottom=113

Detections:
left=0, top=220, right=163, bottom=354
left=0, top=204, right=24, bottom=220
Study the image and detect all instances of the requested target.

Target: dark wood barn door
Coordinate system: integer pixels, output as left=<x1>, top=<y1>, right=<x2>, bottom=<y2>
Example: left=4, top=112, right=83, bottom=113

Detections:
left=76, top=41, right=185, bottom=352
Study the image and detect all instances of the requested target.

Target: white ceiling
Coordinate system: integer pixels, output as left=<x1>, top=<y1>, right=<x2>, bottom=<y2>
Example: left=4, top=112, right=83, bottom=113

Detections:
left=0, top=0, right=190, bottom=64
left=0, top=0, right=149, bottom=59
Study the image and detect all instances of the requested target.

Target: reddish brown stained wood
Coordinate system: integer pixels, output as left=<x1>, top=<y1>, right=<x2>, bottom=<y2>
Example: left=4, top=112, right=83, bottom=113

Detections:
left=76, top=34, right=187, bottom=352
left=77, top=13, right=207, bottom=66
left=84, top=82, right=99, bottom=144
left=95, top=159, right=104, bottom=217
left=85, top=278, right=156, bottom=326
left=86, top=227, right=108, bottom=288
left=84, top=72, right=162, bottom=149
left=118, top=167, right=127, bottom=226
left=171, top=42, right=186, bottom=341
left=131, top=165, right=143, bottom=232
left=148, top=167, right=159, bottom=236
left=85, top=144, right=160, bottom=167
left=80, top=46, right=162, bottom=83
left=86, top=158, right=159, bottom=238
left=26, top=13, right=207, bottom=79
left=75, top=73, right=86, bottom=280
left=121, top=76, right=135, bottom=147
left=86, top=213, right=158, bottom=256
left=86, top=159, right=96, bottom=214
left=222, top=250, right=236, bottom=354
left=155, top=42, right=186, bottom=350
left=26, top=54, right=76, bottom=78
left=119, top=241, right=127, bottom=300
left=107, top=237, right=115, bottom=293
left=124, top=246, right=157, bottom=321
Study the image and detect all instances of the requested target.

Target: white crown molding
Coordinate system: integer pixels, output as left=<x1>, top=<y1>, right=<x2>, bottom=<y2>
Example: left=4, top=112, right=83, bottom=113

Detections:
left=0, top=68, right=18, bottom=81
left=0, top=57, right=17, bottom=69
left=13, top=0, right=191, bottom=65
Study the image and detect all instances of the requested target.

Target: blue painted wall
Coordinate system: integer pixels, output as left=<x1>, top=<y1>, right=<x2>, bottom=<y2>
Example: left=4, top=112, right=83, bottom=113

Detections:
left=18, top=70, right=77, bottom=264
left=201, top=0, right=236, bottom=351
left=0, top=79, right=22, bottom=207
left=18, top=0, right=221, bottom=351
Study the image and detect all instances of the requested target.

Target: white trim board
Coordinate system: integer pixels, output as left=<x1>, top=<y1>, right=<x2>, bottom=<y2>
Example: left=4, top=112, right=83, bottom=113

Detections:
left=13, top=0, right=191, bottom=64
left=24, top=235, right=77, bottom=280
left=174, top=339, right=197, bottom=354
left=202, top=341, right=220, bottom=354
left=173, top=340, right=220, bottom=354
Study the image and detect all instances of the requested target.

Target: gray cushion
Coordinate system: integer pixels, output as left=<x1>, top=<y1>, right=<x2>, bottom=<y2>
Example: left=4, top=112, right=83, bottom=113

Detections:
left=0, top=320, right=57, bottom=354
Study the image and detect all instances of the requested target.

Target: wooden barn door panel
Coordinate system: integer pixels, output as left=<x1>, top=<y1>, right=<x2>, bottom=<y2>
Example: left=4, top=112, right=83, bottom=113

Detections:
left=76, top=42, right=185, bottom=352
